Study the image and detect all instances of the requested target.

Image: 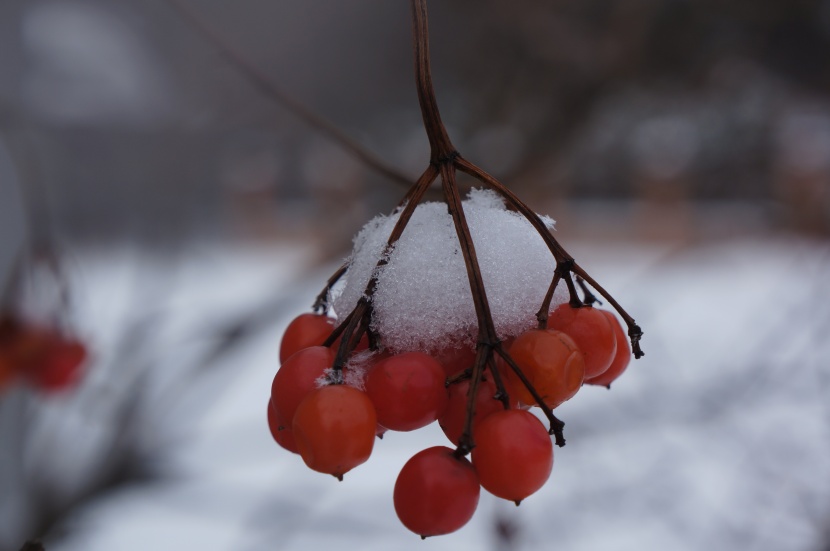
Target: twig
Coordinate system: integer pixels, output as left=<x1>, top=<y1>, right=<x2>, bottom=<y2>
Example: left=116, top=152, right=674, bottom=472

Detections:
left=312, top=262, right=348, bottom=313
left=164, top=0, right=414, bottom=187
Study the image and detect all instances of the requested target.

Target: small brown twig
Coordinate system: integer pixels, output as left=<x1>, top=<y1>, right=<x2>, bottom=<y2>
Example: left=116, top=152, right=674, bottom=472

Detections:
left=164, top=0, right=414, bottom=187
left=485, top=356, right=512, bottom=411
left=494, top=345, right=566, bottom=447
left=576, top=275, right=601, bottom=306
left=313, top=262, right=349, bottom=313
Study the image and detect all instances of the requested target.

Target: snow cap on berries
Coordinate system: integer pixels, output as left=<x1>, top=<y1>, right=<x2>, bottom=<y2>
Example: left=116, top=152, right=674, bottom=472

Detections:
left=331, top=189, right=565, bottom=354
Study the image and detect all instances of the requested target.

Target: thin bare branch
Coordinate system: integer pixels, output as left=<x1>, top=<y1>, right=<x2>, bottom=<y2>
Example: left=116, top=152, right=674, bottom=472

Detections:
left=165, top=0, right=414, bottom=187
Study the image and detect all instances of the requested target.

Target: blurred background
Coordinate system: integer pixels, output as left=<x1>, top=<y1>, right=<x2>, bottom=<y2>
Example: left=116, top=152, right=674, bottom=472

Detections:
left=1, top=0, right=829, bottom=550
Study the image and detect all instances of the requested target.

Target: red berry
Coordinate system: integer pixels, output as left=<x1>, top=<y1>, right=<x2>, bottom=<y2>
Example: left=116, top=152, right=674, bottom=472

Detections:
left=585, top=310, right=631, bottom=388
left=394, top=446, right=480, bottom=537
left=364, top=352, right=448, bottom=431
left=271, top=346, right=336, bottom=426
left=439, top=376, right=509, bottom=446
left=267, top=399, right=299, bottom=454
left=279, top=313, right=336, bottom=363
left=548, top=304, right=616, bottom=379
left=292, top=385, right=377, bottom=479
left=472, top=409, right=553, bottom=503
left=502, top=329, right=584, bottom=408
left=22, top=331, right=86, bottom=392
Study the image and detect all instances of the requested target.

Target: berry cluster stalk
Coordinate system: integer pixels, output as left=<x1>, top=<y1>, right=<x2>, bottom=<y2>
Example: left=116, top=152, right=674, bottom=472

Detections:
left=318, top=0, right=643, bottom=456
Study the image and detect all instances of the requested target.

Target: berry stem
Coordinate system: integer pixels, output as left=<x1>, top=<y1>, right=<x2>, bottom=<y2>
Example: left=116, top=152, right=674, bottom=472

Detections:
left=569, top=265, right=644, bottom=358
left=485, top=356, right=512, bottom=411
left=576, top=275, right=601, bottom=306
left=331, top=164, right=439, bottom=364
left=330, top=299, right=367, bottom=373
left=313, top=261, right=349, bottom=313
left=411, top=0, right=507, bottom=455
left=439, top=162, right=499, bottom=455
left=454, top=156, right=644, bottom=357
left=535, top=270, right=561, bottom=329
left=494, top=345, right=566, bottom=447
left=445, top=368, right=472, bottom=386
left=410, top=0, right=456, bottom=162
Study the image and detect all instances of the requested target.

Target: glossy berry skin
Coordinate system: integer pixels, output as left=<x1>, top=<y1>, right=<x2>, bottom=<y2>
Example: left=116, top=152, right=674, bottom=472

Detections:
left=472, top=409, right=553, bottom=503
left=503, top=329, right=584, bottom=408
left=271, top=346, right=336, bottom=426
left=292, top=385, right=377, bottom=479
left=364, top=352, right=448, bottom=432
left=439, top=376, right=508, bottom=446
left=585, top=310, right=631, bottom=388
left=548, top=304, right=617, bottom=379
left=394, top=446, right=480, bottom=537
left=267, top=399, right=299, bottom=454
left=279, top=313, right=336, bottom=363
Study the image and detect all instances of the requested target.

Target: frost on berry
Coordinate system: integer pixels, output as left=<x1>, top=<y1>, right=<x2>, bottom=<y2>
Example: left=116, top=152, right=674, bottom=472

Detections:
left=317, top=349, right=376, bottom=390
left=331, top=189, right=566, bottom=354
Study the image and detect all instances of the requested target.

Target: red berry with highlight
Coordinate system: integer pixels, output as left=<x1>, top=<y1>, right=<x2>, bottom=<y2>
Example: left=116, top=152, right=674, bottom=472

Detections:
left=364, top=352, right=448, bottom=432
left=439, top=376, right=509, bottom=446
left=292, top=385, right=377, bottom=479
left=472, top=409, right=553, bottom=503
left=280, top=313, right=335, bottom=363
left=585, top=310, right=631, bottom=388
left=271, top=346, right=335, bottom=426
left=267, top=399, right=299, bottom=454
left=394, top=446, right=480, bottom=537
left=548, top=304, right=616, bottom=379
left=502, top=329, right=584, bottom=408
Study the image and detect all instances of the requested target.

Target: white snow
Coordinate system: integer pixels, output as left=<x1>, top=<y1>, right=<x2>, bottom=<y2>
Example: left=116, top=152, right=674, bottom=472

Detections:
left=332, top=189, right=564, bottom=354
left=2, top=234, right=829, bottom=551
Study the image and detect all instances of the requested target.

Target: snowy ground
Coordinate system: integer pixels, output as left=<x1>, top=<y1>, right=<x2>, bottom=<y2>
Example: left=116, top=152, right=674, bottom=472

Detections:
left=2, top=234, right=829, bottom=551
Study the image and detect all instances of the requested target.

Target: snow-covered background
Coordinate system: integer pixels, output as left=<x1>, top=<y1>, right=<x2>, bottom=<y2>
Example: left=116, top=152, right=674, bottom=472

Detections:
left=2, top=0, right=830, bottom=548
left=2, top=233, right=828, bottom=551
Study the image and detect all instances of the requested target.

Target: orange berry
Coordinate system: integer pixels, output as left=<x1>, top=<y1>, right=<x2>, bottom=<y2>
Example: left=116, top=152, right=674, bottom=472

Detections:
left=548, top=304, right=616, bottom=379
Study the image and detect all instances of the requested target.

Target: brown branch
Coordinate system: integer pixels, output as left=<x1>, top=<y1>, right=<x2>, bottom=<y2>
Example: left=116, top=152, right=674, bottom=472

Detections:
left=410, top=0, right=456, bottom=162
left=439, top=162, right=501, bottom=455
left=535, top=270, right=561, bottom=329
left=485, top=356, right=512, bottom=411
left=576, top=275, right=601, bottom=306
left=313, top=262, right=348, bottom=313
left=455, top=156, right=570, bottom=262
left=409, top=0, right=582, bottom=451
left=439, top=164, right=497, bottom=341
left=165, top=0, right=414, bottom=187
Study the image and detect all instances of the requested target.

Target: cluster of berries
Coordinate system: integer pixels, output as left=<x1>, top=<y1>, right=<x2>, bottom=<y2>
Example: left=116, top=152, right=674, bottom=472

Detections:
left=268, top=300, right=631, bottom=538
left=0, top=316, right=87, bottom=393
